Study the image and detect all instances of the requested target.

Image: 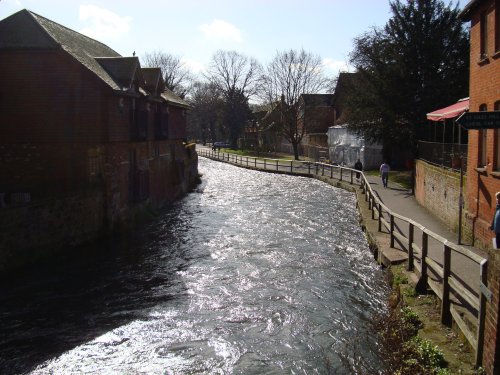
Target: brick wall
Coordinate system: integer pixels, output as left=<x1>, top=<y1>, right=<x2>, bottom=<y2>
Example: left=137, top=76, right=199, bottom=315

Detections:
left=464, top=0, right=500, bottom=250
left=415, top=160, right=465, bottom=232
left=468, top=0, right=499, bottom=113
left=483, top=250, right=500, bottom=374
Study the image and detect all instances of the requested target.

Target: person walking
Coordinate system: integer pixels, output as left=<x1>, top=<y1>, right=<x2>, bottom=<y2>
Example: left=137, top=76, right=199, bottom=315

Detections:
left=491, top=192, right=500, bottom=249
left=379, top=161, right=390, bottom=188
left=354, top=159, right=363, bottom=180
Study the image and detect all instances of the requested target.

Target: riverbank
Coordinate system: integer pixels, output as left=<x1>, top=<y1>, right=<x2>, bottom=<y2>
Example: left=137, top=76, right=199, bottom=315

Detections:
left=331, top=176, right=477, bottom=374
left=198, top=148, right=478, bottom=374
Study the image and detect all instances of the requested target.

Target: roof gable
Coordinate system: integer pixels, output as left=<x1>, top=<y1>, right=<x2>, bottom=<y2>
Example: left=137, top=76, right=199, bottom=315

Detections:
left=142, top=67, right=164, bottom=95
left=0, top=9, right=130, bottom=91
left=95, top=57, right=143, bottom=90
left=0, top=9, right=58, bottom=49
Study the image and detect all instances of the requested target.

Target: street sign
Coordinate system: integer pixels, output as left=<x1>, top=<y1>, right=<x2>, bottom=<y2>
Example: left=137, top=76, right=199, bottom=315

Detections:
left=457, top=111, right=500, bottom=129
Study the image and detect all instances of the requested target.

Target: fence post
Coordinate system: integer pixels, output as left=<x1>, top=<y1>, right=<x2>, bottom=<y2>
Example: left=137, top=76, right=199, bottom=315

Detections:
left=276, top=160, right=278, bottom=171
left=371, top=199, right=375, bottom=220
left=416, top=232, right=428, bottom=293
left=340, top=168, right=343, bottom=181
left=476, top=259, right=487, bottom=368
left=290, top=161, right=293, bottom=173
left=246, top=156, right=249, bottom=167
left=308, top=163, right=311, bottom=174
left=330, top=165, right=333, bottom=178
left=255, top=157, right=257, bottom=168
left=408, top=223, right=414, bottom=271
left=378, top=204, right=382, bottom=231
left=264, top=159, right=267, bottom=169
left=350, top=170, right=353, bottom=184
left=390, top=214, right=395, bottom=248
left=315, top=163, right=318, bottom=175
left=441, top=244, right=452, bottom=326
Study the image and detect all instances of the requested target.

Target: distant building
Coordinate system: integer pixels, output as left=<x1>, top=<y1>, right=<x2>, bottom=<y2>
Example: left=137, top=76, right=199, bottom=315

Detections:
left=0, top=9, right=198, bottom=271
left=459, top=0, right=500, bottom=248
left=298, top=94, right=335, bottom=161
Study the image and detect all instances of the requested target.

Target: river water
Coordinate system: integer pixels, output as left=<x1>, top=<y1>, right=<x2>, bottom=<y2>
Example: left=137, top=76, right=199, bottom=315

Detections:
left=0, top=157, right=389, bottom=374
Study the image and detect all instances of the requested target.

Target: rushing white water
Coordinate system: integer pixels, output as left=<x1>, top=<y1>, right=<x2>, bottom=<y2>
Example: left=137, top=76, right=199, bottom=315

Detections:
left=1, top=157, right=389, bottom=374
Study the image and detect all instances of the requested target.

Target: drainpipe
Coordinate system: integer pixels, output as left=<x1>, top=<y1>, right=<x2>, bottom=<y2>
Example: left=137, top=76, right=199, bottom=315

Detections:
left=458, top=158, right=464, bottom=244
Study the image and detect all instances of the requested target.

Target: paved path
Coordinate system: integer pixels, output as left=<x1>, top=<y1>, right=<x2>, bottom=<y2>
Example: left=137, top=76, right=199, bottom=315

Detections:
left=364, top=173, right=487, bottom=298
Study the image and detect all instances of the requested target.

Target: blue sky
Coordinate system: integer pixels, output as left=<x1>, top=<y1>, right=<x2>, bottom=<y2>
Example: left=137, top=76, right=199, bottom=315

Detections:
left=1, top=0, right=468, bottom=80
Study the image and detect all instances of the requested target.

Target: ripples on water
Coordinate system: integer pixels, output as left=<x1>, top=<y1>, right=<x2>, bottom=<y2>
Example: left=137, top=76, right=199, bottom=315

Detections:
left=0, top=157, right=389, bottom=374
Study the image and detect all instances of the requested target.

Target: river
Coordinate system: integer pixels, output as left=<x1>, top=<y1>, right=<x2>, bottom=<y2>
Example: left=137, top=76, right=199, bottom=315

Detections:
left=0, top=157, right=389, bottom=374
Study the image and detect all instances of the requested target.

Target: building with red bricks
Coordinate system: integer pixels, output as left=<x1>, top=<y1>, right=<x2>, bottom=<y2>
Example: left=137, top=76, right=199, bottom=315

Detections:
left=460, top=0, right=500, bottom=249
left=0, top=10, right=198, bottom=271
left=460, top=1, right=500, bottom=373
left=298, top=94, right=335, bottom=161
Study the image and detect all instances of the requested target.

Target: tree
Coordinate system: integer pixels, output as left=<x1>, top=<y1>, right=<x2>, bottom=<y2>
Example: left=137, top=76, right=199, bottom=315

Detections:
left=142, top=50, right=193, bottom=98
left=187, top=81, right=223, bottom=144
left=346, top=0, right=469, bottom=162
left=259, top=49, right=328, bottom=160
left=206, top=50, right=262, bottom=147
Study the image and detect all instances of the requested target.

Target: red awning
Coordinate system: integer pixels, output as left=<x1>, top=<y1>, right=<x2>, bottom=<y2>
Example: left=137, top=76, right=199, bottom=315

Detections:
left=426, top=98, right=469, bottom=122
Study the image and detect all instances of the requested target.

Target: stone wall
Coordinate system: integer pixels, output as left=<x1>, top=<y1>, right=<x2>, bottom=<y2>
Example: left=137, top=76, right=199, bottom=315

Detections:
left=415, top=159, right=465, bottom=232
left=0, top=192, right=105, bottom=274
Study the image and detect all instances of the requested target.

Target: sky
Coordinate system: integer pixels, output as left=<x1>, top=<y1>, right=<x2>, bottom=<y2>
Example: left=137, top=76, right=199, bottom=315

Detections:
left=1, top=0, right=469, bottom=80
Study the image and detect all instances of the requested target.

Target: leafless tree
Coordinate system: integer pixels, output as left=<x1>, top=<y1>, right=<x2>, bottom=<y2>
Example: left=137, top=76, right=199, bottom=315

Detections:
left=142, top=50, right=193, bottom=98
left=205, top=50, right=262, bottom=147
left=259, top=49, right=328, bottom=160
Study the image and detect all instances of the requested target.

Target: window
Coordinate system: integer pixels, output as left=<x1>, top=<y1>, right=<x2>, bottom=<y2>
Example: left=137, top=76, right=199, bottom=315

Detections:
left=496, top=129, right=500, bottom=170
left=480, top=129, right=488, bottom=167
left=481, top=11, right=489, bottom=59
left=495, top=102, right=500, bottom=169
left=496, top=0, right=500, bottom=52
left=479, top=104, right=488, bottom=167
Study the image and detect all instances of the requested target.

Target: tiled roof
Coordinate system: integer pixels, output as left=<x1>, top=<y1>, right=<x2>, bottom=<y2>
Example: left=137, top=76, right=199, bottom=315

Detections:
left=1, top=9, right=191, bottom=108
left=161, top=88, right=190, bottom=108
left=0, top=9, right=128, bottom=91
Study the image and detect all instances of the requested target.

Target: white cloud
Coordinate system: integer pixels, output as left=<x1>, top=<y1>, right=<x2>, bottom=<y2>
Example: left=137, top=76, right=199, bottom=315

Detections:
left=322, top=58, right=352, bottom=75
left=200, top=19, right=242, bottom=43
left=79, top=5, right=131, bottom=40
left=182, top=58, right=207, bottom=74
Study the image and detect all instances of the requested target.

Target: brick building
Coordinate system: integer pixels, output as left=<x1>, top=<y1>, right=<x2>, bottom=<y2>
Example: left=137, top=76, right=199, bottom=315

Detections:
left=0, top=10, right=197, bottom=271
left=460, top=1, right=500, bottom=373
left=298, top=94, right=335, bottom=160
left=460, top=0, right=500, bottom=248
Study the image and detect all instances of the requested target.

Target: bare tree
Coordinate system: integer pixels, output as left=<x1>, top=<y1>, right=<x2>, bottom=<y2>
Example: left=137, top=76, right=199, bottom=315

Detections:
left=259, top=49, right=328, bottom=160
left=205, top=50, right=262, bottom=147
left=142, top=50, right=193, bottom=98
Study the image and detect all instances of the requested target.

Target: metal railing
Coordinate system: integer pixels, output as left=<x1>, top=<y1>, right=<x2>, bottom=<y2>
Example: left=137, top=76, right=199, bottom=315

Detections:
left=198, top=147, right=489, bottom=367
left=417, top=141, right=468, bottom=172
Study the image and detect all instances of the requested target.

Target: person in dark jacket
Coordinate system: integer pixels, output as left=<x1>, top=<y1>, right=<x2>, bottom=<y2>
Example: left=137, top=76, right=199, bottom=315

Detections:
left=491, top=192, right=500, bottom=249
left=354, top=159, right=363, bottom=179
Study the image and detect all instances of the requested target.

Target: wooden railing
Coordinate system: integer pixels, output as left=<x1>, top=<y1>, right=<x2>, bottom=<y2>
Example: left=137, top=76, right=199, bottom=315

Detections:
left=198, top=147, right=490, bottom=367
